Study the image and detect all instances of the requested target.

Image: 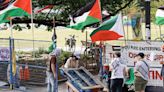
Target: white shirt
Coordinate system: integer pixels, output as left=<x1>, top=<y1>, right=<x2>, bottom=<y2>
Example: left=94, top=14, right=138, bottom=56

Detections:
left=64, top=57, right=79, bottom=68
left=110, top=58, right=126, bottom=79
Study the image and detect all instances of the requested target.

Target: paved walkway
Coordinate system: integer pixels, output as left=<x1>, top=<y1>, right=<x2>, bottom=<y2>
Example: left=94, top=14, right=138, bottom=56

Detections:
left=0, top=83, right=67, bottom=92
left=26, top=83, right=67, bottom=92
left=0, top=76, right=105, bottom=92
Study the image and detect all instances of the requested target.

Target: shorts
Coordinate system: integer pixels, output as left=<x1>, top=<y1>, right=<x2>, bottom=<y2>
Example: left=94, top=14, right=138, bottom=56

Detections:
left=134, top=76, right=148, bottom=91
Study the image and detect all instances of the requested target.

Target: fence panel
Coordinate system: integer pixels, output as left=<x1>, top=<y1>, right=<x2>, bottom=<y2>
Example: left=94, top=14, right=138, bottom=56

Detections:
left=0, top=38, right=51, bottom=86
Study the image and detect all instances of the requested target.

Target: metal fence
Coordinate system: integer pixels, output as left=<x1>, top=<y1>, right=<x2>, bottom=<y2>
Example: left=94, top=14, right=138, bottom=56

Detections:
left=0, top=38, right=52, bottom=86
left=1, top=38, right=51, bottom=51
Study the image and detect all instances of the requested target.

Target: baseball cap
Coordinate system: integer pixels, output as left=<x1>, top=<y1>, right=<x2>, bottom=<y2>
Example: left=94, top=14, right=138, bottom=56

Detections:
left=74, top=52, right=80, bottom=59
left=136, top=52, right=145, bottom=58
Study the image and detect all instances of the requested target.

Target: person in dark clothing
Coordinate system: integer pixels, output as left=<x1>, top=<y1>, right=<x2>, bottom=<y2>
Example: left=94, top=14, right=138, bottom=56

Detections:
left=46, top=48, right=61, bottom=92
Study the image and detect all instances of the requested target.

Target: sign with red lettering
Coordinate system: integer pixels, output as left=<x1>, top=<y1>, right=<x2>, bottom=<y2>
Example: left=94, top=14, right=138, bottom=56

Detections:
left=106, top=41, right=164, bottom=86
left=121, top=41, right=163, bottom=67
left=0, top=47, right=10, bottom=61
left=149, top=68, right=163, bottom=86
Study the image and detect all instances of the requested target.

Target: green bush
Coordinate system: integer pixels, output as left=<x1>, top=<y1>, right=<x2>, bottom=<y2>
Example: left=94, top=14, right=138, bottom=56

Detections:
left=58, top=51, right=72, bottom=67
left=38, top=47, right=49, bottom=54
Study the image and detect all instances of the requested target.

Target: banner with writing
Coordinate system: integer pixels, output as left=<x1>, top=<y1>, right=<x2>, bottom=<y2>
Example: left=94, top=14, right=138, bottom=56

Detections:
left=0, top=47, right=10, bottom=61
left=106, top=41, right=164, bottom=86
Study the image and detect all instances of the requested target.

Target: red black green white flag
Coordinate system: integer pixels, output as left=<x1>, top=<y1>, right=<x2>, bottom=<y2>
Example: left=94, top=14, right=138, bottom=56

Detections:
left=155, top=6, right=164, bottom=25
left=90, top=13, right=124, bottom=42
left=0, top=0, right=32, bottom=24
left=68, top=0, right=102, bottom=30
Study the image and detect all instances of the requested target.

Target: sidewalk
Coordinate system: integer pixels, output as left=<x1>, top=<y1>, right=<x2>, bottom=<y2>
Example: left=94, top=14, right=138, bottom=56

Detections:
left=0, top=83, right=67, bottom=92
left=0, top=76, right=105, bottom=92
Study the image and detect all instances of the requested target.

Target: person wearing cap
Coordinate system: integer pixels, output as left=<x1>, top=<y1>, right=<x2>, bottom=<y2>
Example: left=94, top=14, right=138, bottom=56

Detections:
left=46, top=48, right=61, bottom=92
left=110, top=52, right=126, bottom=92
left=64, top=52, right=80, bottom=68
left=134, top=53, right=149, bottom=92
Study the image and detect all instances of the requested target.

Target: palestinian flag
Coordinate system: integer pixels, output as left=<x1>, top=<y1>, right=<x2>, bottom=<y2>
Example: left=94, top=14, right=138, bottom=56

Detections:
left=90, top=13, right=124, bottom=42
left=0, top=0, right=32, bottom=24
left=34, top=5, right=54, bottom=14
left=68, top=0, right=102, bottom=30
left=155, top=6, right=164, bottom=25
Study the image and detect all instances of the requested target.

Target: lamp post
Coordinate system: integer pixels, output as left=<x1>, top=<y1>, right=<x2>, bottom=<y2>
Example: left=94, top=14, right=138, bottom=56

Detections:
left=145, top=0, right=151, bottom=40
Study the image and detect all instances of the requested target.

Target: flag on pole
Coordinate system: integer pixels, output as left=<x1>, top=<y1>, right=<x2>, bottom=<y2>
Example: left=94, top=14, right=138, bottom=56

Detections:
left=90, top=13, right=124, bottom=42
left=155, top=6, right=164, bottom=25
left=0, top=0, right=32, bottom=24
left=12, top=46, right=16, bottom=76
left=68, top=0, right=102, bottom=30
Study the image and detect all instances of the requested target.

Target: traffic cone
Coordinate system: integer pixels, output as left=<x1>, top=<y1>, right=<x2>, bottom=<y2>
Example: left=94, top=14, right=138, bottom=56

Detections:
left=19, top=65, right=24, bottom=80
left=24, top=64, right=30, bottom=80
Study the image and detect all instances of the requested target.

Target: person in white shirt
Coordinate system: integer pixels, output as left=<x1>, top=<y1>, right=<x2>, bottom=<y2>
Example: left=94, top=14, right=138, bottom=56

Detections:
left=134, top=53, right=149, bottom=92
left=110, top=52, right=126, bottom=92
left=64, top=52, right=80, bottom=68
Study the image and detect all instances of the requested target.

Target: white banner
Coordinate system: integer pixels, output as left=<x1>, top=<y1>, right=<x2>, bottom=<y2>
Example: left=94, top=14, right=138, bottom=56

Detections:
left=122, top=41, right=163, bottom=67
left=0, top=47, right=10, bottom=61
left=106, top=41, right=164, bottom=86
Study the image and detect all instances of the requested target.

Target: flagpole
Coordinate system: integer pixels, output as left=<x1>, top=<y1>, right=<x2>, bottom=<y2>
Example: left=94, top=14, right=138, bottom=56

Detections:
left=52, top=16, right=57, bottom=50
left=9, top=18, right=14, bottom=90
left=10, top=18, right=13, bottom=38
left=97, top=0, right=104, bottom=81
left=30, top=0, right=35, bottom=57
left=86, top=29, right=88, bottom=54
left=53, top=16, right=58, bottom=92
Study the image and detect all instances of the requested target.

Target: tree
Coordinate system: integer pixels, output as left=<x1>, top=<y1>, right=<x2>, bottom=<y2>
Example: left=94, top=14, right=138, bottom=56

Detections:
left=2, top=0, right=134, bottom=30
left=151, top=0, right=164, bottom=22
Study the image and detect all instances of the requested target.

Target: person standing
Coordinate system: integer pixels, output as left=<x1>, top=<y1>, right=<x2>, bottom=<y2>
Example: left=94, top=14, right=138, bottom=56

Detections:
left=102, top=64, right=111, bottom=92
left=110, top=52, right=126, bottom=92
left=46, top=48, right=61, bottom=92
left=134, top=53, right=149, bottom=92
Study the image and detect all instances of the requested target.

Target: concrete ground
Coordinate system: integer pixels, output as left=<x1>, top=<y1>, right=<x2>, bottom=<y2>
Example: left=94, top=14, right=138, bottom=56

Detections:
left=0, top=82, right=67, bottom=92
left=26, top=83, right=67, bottom=92
left=0, top=76, right=106, bottom=92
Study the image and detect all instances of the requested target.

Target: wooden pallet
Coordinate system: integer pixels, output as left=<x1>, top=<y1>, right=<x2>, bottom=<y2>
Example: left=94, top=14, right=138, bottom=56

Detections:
left=61, top=67, right=104, bottom=92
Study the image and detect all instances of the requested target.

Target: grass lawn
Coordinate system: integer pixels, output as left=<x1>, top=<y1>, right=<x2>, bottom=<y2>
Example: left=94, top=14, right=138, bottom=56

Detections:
left=0, top=26, right=93, bottom=50
left=0, top=24, right=163, bottom=50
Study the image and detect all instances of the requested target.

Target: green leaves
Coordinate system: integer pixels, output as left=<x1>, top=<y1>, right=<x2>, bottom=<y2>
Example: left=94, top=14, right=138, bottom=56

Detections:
left=10, top=0, right=135, bottom=31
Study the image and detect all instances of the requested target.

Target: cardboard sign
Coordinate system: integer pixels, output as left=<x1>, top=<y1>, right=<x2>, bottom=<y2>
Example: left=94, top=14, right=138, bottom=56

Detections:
left=0, top=47, right=10, bottom=61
